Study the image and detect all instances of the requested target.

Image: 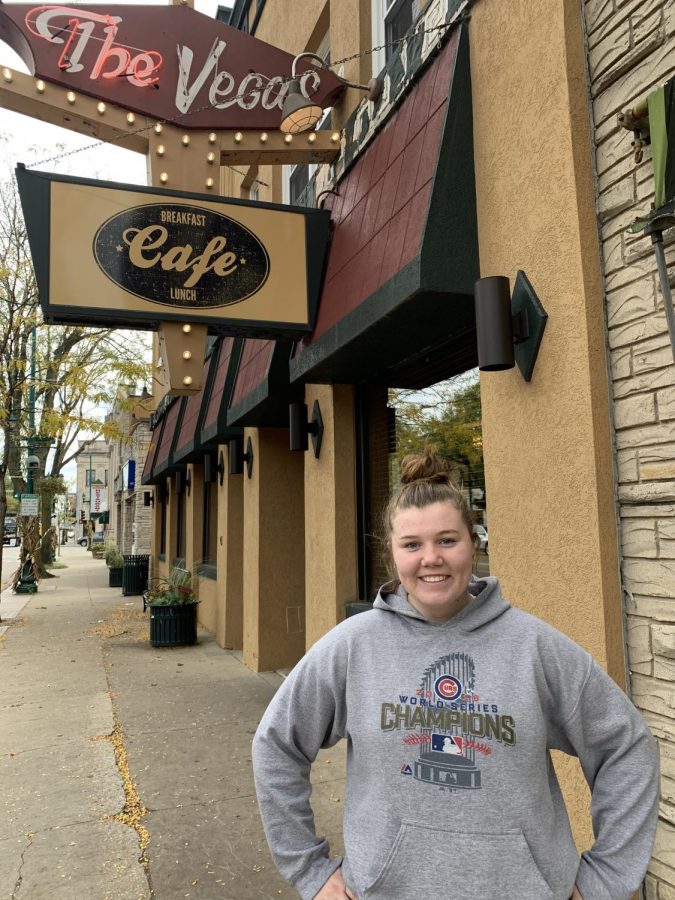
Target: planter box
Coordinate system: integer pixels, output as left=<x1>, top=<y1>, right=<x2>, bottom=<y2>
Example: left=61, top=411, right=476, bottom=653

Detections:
left=108, top=566, right=123, bottom=588
left=149, top=603, right=198, bottom=647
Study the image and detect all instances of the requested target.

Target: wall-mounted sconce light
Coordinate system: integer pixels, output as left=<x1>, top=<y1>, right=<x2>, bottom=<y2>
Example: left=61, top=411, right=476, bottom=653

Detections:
left=185, top=469, right=192, bottom=497
left=229, top=436, right=254, bottom=479
left=143, top=490, right=154, bottom=508
left=204, top=453, right=226, bottom=486
left=280, top=53, right=382, bottom=135
left=474, top=272, right=548, bottom=382
left=289, top=400, right=324, bottom=458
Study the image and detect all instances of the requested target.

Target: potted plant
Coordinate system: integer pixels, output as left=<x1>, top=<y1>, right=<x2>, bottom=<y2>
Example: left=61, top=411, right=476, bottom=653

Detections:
left=144, top=566, right=199, bottom=647
left=105, top=546, right=124, bottom=588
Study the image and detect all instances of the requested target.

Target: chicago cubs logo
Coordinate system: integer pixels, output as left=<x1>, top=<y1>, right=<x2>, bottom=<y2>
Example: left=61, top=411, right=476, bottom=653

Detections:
left=434, top=674, right=462, bottom=701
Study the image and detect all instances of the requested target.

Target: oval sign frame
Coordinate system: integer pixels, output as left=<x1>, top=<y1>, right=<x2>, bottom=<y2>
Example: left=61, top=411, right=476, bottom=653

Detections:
left=93, top=203, right=270, bottom=308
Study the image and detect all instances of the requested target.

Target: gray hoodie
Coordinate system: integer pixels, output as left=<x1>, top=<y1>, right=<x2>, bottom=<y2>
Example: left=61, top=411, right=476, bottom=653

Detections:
left=252, top=577, right=659, bottom=900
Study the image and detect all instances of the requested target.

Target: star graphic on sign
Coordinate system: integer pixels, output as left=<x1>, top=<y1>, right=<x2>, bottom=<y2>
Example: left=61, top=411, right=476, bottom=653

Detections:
left=239, top=257, right=247, bottom=265
left=116, top=244, right=123, bottom=252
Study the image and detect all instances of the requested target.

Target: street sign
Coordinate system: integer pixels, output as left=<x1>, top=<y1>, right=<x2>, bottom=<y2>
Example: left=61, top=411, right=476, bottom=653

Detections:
left=20, top=494, right=39, bottom=516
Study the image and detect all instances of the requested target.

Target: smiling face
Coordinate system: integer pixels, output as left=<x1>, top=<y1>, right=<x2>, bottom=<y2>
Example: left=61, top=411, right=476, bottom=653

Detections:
left=390, top=501, right=475, bottom=623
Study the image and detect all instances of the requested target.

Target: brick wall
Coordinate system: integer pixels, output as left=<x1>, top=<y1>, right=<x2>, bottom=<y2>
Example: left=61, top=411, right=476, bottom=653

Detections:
left=584, top=0, right=675, bottom=892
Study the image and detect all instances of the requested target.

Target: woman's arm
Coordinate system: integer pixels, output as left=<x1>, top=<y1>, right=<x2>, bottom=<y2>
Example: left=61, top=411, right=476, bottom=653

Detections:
left=556, top=660, right=659, bottom=900
left=252, top=634, right=349, bottom=900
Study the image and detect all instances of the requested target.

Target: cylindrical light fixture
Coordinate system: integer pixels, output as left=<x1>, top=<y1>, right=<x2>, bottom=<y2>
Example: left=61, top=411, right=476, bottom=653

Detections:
left=289, top=402, right=309, bottom=451
left=229, top=438, right=243, bottom=475
left=474, top=276, right=515, bottom=371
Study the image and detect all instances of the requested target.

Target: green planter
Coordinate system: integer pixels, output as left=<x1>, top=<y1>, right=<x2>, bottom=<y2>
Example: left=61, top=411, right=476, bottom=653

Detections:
left=149, top=603, right=198, bottom=647
left=108, top=566, right=123, bottom=588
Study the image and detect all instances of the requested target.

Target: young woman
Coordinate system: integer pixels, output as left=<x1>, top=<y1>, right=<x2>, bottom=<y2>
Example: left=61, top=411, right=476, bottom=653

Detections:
left=253, top=451, right=659, bottom=900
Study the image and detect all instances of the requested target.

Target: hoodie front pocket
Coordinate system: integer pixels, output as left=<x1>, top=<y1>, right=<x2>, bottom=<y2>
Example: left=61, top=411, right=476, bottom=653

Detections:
left=363, top=823, right=555, bottom=899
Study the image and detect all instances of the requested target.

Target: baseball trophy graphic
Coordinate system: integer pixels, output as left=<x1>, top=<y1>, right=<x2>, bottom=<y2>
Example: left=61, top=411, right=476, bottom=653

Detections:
left=414, top=652, right=482, bottom=789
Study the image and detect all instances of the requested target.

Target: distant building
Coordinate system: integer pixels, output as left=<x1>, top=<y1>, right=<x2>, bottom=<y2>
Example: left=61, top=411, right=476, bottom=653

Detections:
left=106, top=388, right=153, bottom=555
left=75, top=440, right=110, bottom=542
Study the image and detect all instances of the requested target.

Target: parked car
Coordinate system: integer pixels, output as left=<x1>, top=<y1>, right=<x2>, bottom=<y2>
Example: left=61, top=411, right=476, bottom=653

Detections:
left=474, top=524, right=488, bottom=553
left=77, top=533, right=104, bottom=547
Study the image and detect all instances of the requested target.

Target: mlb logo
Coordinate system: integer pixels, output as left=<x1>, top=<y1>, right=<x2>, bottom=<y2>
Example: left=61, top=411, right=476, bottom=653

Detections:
left=431, top=733, right=463, bottom=755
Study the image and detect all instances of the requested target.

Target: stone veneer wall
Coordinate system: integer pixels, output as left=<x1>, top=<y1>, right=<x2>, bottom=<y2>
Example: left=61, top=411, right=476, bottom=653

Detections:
left=131, top=421, right=152, bottom=555
left=584, top=0, right=675, bottom=893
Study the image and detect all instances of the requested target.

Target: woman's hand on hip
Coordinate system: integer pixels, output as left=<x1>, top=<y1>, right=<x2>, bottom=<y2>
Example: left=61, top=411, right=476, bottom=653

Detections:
left=314, top=868, right=357, bottom=899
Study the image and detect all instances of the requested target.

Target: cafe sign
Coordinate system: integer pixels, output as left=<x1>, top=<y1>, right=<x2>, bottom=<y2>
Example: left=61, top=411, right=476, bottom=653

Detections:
left=0, top=3, right=345, bottom=129
left=16, top=166, right=331, bottom=337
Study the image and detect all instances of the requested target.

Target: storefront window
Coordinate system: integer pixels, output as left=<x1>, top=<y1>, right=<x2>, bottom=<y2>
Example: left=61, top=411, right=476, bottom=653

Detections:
left=175, top=486, right=185, bottom=563
left=202, top=478, right=218, bottom=566
left=159, top=482, right=167, bottom=557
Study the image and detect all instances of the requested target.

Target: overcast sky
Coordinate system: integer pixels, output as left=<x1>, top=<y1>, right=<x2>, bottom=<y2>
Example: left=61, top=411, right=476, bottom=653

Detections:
left=0, top=1, right=228, bottom=488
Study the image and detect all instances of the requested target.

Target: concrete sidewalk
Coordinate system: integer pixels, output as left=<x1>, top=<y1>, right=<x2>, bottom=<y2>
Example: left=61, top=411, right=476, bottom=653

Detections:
left=0, top=549, right=345, bottom=899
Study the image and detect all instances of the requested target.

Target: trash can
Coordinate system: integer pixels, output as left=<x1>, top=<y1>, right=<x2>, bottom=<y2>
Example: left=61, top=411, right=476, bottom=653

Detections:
left=122, top=554, right=149, bottom=596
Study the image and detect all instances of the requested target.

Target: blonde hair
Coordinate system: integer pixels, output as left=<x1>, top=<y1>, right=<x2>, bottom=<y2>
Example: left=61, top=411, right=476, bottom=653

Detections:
left=382, top=449, right=479, bottom=579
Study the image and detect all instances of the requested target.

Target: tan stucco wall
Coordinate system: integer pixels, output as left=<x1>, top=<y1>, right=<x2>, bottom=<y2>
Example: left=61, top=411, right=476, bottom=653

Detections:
left=469, top=0, right=623, bottom=847
left=254, top=0, right=326, bottom=55
left=242, top=427, right=306, bottom=671
left=304, top=384, right=359, bottom=648
left=197, top=576, right=218, bottom=634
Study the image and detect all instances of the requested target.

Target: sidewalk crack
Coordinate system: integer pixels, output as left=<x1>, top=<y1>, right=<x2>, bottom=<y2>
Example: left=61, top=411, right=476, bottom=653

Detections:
left=11, top=831, right=34, bottom=899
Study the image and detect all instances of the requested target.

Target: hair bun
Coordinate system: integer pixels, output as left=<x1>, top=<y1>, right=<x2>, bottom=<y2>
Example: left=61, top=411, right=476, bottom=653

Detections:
left=399, top=450, right=450, bottom=485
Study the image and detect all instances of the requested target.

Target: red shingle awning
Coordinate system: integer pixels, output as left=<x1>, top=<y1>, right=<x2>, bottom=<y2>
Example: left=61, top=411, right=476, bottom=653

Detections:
left=290, top=25, right=478, bottom=389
